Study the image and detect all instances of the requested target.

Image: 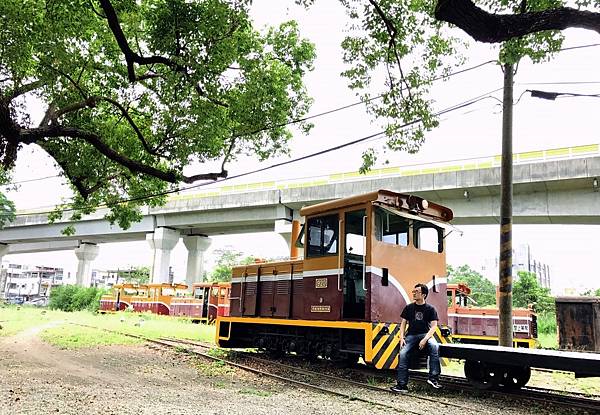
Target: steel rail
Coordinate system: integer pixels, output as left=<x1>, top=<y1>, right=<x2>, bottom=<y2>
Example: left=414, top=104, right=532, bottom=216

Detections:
left=72, top=326, right=425, bottom=414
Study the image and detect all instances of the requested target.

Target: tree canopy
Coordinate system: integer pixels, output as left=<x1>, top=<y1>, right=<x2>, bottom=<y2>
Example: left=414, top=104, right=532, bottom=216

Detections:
left=0, top=0, right=315, bottom=228
left=208, top=247, right=255, bottom=282
left=447, top=264, right=496, bottom=306
left=513, top=271, right=554, bottom=313
left=2, top=0, right=599, bottom=228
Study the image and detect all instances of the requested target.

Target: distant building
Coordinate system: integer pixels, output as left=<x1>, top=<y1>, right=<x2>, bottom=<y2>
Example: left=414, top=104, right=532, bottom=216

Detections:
left=481, top=244, right=551, bottom=290
left=1, top=262, right=66, bottom=299
left=91, top=269, right=121, bottom=288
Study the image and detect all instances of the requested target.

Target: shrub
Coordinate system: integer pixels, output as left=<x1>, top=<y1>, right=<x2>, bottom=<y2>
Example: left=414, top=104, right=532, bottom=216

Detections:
left=49, top=285, right=107, bottom=312
left=537, top=311, right=557, bottom=335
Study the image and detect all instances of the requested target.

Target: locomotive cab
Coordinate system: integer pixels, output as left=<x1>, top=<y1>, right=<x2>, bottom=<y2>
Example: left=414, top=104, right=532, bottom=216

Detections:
left=298, top=190, right=455, bottom=325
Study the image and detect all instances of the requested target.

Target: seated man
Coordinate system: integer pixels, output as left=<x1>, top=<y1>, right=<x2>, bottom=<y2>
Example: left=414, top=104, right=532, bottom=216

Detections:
left=390, top=283, right=441, bottom=393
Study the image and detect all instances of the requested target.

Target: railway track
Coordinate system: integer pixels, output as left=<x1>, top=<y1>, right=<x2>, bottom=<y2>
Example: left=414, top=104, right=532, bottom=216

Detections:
left=163, top=336, right=600, bottom=413
left=73, top=325, right=600, bottom=413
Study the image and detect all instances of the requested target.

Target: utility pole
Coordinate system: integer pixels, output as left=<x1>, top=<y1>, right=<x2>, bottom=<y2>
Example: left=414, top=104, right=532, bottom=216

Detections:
left=498, top=62, right=514, bottom=347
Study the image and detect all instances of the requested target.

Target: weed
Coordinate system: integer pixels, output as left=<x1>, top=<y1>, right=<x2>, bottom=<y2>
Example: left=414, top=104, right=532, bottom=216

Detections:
left=238, top=388, right=271, bottom=397
left=366, top=376, right=378, bottom=386
left=207, top=347, right=228, bottom=358
left=196, top=360, right=234, bottom=377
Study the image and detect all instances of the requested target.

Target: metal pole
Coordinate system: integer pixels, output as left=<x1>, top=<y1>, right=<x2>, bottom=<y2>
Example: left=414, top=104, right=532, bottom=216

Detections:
left=498, top=63, right=514, bottom=347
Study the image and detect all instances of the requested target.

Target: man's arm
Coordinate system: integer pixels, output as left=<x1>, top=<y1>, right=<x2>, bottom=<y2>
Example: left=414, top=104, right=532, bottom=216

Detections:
left=399, top=319, right=407, bottom=347
left=418, top=320, right=438, bottom=350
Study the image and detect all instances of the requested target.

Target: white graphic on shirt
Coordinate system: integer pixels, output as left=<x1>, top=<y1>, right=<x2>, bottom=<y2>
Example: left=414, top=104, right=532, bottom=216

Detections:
left=415, top=311, right=424, bottom=321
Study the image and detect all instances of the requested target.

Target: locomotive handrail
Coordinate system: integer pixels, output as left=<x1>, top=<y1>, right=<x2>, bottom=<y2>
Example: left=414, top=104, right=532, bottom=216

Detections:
left=338, top=219, right=343, bottom=292
left=362, top=215, right=367, bottom=292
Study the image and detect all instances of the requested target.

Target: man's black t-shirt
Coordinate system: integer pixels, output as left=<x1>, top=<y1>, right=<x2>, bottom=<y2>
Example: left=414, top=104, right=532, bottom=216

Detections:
left=400, top=303, right=439, bottom=335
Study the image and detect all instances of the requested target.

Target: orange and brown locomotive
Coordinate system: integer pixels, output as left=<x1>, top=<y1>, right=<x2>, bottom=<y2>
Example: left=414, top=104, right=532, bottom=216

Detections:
left=216, top=189, right=456, bottom=368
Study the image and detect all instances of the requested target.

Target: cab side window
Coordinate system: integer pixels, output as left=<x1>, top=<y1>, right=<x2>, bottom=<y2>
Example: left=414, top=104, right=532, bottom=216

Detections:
left=306, top=214, right=339, bottom=257
left=414, top=223, right=443, bottom=253
left=374, top=207, right=409, bottom=246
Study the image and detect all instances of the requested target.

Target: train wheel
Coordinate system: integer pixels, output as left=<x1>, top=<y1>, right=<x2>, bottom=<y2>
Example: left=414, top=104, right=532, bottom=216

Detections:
left=464, top=360, right=496, bottom=390
left=498, top=366, right=531, bottom=390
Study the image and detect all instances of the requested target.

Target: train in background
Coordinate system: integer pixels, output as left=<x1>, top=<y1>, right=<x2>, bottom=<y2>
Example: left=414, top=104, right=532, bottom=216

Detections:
left=99, top=281, right=230, bottom=323
left=447, top=283, right=536, bottom=348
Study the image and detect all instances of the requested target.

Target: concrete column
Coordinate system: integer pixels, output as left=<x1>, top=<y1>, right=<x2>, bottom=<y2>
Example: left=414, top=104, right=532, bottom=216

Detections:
left=182, top=235, right=212, bottom=287
left=0, top=244, right=9, bottom=298
left=275, top=219, right=293, bottom=250
left=75, top=243, right=99, bottom=287
left=146, top=227, right=180, bottom=283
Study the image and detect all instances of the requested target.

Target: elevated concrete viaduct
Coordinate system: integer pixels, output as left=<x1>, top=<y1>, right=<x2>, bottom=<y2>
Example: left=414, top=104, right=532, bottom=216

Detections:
left=1, top=154, right=598, bottom=286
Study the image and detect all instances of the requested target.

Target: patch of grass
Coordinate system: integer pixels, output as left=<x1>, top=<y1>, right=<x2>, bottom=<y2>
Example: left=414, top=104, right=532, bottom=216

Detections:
left=64, top=310, right=216, bottom=343
left=537, top=332, right=558, bottom=349
left=196, top=360, right=235, bottom=377
left=207, top=347, right=229, bottom=359
left=0, top=304, right=217, bottom=349
left=366, top=376, right=379, bottom=386
left=40, top=324, right=141, bottom=349
left=238, top=388, right=271, bottom=397
left=174, top=345, right=190, bottom=354
left=0, top=305, right=64, bottom=337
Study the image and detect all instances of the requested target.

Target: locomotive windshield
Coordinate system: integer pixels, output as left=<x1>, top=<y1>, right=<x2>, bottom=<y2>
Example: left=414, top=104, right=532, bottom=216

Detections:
left=306, top=214, right=339, bottom=257
left=373, top=205, right=443, bottom=253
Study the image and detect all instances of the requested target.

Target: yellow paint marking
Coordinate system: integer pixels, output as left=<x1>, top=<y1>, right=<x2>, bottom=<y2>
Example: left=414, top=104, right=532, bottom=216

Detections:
left=372, top=322, right=386, bottom=337
left=376, top=335, right=400, bottom=369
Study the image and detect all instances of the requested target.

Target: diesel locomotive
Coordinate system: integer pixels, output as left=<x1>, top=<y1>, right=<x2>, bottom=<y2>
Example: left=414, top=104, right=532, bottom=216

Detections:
left=216, top=189, right=457, bottom=369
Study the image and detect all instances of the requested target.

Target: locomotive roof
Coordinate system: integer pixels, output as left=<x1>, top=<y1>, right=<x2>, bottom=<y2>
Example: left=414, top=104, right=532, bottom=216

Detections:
left=299, top=189, right=453, bottom=222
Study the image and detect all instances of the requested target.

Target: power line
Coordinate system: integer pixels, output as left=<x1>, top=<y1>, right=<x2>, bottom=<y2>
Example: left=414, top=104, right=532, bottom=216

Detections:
left=8, top=90, right=504, bottom=219
left=4, top=44, right=599, bottom=190
left=5, top=43, right=600, bottom=188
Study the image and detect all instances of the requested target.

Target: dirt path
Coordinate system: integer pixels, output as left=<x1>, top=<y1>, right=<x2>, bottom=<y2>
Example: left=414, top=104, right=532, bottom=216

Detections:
left=0, top=324, right=573, bottom=415
left=0, top=325, right=405, bottom=415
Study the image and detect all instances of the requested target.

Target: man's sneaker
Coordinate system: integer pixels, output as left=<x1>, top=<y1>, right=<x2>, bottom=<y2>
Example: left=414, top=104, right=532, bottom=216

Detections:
left=427, top=379, right=442, bottom=389
left=390, top=384, right=408, bottom=393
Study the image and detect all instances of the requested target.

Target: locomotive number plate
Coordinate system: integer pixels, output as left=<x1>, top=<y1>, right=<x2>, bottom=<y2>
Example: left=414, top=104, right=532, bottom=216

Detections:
left=315, top=278, right=328, bottom=289
left=513, top=324, right=529, bottom=333
left=311, top=305, right=331, bottom=313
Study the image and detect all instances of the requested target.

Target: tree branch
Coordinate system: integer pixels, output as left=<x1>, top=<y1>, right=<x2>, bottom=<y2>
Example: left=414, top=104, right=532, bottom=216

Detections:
left=2, top=80, right=44, bottom=101
left=20, top=125, right=227, bottom=183
left=434, top=0, right=600, bottom=43
left=368, top=0, right=411, bottom=100
left=98, top=0, right=229, bottom=108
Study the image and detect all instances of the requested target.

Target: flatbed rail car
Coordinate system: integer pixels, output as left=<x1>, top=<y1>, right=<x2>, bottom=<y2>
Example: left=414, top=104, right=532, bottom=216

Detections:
left=216, top=189, right=600, bottom=389
left=448, top=283, right=536, bottom=348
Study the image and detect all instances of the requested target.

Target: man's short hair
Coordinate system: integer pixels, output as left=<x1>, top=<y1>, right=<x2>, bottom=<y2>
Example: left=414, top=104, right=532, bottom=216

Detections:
left=415, top=283, right=429, bottom=299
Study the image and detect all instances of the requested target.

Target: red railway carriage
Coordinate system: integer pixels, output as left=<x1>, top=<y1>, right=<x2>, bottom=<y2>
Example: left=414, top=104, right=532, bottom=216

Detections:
left=99, top=283, right=143, bottom=312
left=185, top=282, right=231, bottom=322
left=447, top=283, right=537, bottom=348
left=99, top=282, right=230, bottom=323
left=218, top=190, right=456, bottom=369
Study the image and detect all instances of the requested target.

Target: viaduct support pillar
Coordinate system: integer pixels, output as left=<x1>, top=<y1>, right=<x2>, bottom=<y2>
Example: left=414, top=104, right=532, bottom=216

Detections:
left=75, top=242, right=99, bottom=287
left=146, top=227, right=180, bottom=283
left=183, top=235, right=212, bottom=287
left=0, top=244, right=9, bottom=297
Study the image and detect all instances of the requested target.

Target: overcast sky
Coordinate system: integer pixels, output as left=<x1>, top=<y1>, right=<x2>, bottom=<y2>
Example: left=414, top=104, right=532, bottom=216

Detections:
left=3, top=2, right=600, bottom=294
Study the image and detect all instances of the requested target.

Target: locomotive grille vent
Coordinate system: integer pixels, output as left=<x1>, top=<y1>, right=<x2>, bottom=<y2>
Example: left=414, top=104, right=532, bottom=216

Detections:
left=261, top=282, right=274, bottom=295
left=276, top=281, right=289, bottom=295
left=244, top=282, right=257, bottom=295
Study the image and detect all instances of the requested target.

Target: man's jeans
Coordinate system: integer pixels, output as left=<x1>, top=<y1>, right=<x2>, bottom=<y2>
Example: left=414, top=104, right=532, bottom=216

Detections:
left=396, top=334, right=441, bottom=386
